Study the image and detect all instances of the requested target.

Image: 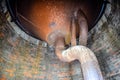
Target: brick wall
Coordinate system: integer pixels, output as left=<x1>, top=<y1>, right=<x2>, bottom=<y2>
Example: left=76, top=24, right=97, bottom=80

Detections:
left=88, top=0, right=120, bottom=79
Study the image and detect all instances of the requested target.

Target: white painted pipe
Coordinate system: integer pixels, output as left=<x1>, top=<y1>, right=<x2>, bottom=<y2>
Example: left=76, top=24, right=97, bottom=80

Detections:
left=61, top=46, right=104, bottom=80
left=55, top=37, right=103, bottom=80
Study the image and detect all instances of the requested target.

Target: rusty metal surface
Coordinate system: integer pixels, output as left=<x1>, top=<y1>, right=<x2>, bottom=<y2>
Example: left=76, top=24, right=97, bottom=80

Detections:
left=7, top=0, right=105, bottom=45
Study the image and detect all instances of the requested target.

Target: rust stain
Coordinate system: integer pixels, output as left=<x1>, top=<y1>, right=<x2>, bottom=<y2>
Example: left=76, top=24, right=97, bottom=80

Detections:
left=7, top=38, right=19, bottom=47
left=0, top=75, right=7, bottom=80
left=23, top=72, right=32, bottom=78
left=0, top=58, right=4, bottom=62
left=3, top=46, right=42, bottom=78
left=0, top=33, right=4, bottom=38
left=38, top=76, right=45, bottom=79
left=58, top=72, right=70, bottom=78
left=0, top=34, right=42, bottom=79
left=5, top=69, right=14, bottom=73
left=5, top=69, right=16, bottom=77
left=33, top=71, right=38, bottom=74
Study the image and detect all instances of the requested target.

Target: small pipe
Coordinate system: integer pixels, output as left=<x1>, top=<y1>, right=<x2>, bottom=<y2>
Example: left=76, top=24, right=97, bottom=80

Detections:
left=77, top=9, right=88, bottom=46
left=55, top=37, right=103, bottom=80
left=71, top=17, right=77, bottom=46
left=55, top=36, right=66, bottom=61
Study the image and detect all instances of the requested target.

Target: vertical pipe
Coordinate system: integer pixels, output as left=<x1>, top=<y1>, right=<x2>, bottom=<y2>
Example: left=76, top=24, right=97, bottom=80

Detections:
left=77, top=9, right=88, bottom=46
left=71, top=17, right=77, bottom=46
left=76, top=46, right=104, bottom=80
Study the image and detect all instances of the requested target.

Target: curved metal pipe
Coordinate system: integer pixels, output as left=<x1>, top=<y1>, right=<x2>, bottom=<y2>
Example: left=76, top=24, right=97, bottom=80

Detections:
left=55, top=37, right=103, bottom=80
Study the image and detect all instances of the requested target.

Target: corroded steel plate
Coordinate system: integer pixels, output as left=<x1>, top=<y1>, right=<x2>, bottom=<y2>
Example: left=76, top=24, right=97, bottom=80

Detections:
left=6, top=0, right=107, bottom=43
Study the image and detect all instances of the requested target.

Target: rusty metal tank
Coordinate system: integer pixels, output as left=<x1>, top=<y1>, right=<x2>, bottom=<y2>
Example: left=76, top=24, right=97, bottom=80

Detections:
left=6, top=0, right=107, bottom=45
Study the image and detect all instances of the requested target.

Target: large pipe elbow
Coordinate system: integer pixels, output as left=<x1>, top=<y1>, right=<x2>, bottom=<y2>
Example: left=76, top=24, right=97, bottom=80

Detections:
left=61, top=46, right=103, bottom=80
left=55, top=37, right=103, bottom=80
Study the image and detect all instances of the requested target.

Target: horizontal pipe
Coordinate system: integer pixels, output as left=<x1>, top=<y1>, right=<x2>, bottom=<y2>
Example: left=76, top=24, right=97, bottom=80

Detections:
left=55, top=37, right=103, bottom=80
